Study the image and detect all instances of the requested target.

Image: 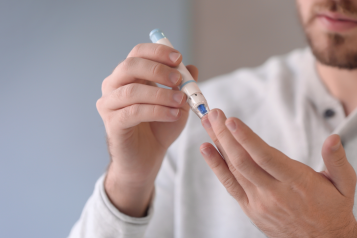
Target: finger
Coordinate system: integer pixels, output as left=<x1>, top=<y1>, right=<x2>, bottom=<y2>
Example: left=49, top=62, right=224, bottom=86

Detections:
left=322, top=134, right=357, bottom=197
left=99, top=84, right=187, bottom=111
left=201, top=116, right=253, bottom=190
left=205, top=110, right=276, bottom=188
left=111, top=104, right=181, bottom=130
left=167, top=65, right=198, bottom=113
left=165, top=64, right=198, bottom=114
left=128, top=43, right=182, bottom=67
left=200, top=143, right=248, bottom=205
left=186, top=65, right=199, bottom=81
left=225, top=117, right=299, bottom=181
left=103, top=57, right=182, bottom=95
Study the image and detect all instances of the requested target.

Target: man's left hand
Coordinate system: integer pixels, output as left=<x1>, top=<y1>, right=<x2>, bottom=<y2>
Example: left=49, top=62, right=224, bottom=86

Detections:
left=200, top=109, right=357, bottom=238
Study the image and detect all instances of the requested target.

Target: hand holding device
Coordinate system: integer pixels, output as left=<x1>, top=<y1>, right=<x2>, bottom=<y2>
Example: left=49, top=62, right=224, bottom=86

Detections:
left=150, top=29, right=210, bottom=118
left=97, top=38, right=198, bottom=217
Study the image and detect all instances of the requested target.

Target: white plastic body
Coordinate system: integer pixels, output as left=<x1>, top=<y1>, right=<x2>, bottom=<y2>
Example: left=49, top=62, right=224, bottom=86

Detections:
left=156, top=38, right=209, bottom=118
left=156, top=38, right=201, bottom=96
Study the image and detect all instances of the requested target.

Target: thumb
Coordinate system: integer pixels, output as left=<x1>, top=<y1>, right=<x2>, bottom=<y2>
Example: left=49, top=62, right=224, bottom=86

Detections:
left=322, top=134, right=356, bottom=197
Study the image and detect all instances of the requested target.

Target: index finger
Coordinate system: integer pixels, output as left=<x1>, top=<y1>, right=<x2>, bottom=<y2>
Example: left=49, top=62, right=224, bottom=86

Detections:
left=201, top=116, right=254, bottom=190
left=225, top=117, right=301, bottom=182
left=204, top=110, right=276, bottom=188
left=128, top=43, right=182, bottom=67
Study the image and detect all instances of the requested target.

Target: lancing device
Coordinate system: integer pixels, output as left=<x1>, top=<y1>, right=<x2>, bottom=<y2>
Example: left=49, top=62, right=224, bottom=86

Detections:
left=149, top=29, right=210, bottom=119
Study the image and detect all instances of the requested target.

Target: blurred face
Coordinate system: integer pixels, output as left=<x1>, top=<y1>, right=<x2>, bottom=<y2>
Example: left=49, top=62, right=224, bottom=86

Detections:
left=297, top=0, right=357, bottom=69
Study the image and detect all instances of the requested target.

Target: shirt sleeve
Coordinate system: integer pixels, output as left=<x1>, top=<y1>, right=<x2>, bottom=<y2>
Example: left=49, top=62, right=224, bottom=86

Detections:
left=68, top=174, right=154, bottom=238
left=144, top=153, right=176, bottom=238
left=68, top=152, right=177, bottom=238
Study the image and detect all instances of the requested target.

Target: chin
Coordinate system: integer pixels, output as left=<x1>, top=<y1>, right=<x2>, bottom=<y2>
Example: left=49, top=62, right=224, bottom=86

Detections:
left=306, top=29, right=357, bottom=70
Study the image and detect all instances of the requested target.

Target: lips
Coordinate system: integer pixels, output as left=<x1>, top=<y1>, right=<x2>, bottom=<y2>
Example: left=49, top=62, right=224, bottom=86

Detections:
left=316, top=12, right=357, bottom=32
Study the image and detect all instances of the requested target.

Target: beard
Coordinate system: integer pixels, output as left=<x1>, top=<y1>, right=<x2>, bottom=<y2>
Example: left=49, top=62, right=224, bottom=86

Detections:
left=302, top=0, right=357, bottom=70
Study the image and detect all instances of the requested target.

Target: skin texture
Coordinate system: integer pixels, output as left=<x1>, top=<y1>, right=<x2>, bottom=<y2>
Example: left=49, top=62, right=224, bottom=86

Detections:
left=98, top=0, right=357, bottom=236
left=200, top=110, right=357, bottom=237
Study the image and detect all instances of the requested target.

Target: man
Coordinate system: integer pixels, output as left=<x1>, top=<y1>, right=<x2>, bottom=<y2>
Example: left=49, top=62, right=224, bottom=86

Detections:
left=69, top=0, right=357, bottom=237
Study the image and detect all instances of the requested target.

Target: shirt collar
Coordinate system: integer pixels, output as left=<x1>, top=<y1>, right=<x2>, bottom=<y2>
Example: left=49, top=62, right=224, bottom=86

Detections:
left=301, top=48, right=346, bottom=131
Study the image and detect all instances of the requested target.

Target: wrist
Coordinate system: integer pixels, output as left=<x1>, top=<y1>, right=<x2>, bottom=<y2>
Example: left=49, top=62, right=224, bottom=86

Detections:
left=323, top=216, right=357, bottom=238
left=344, top=219, right=357, bottom=238
left=104, top=164, right=155, bottom=218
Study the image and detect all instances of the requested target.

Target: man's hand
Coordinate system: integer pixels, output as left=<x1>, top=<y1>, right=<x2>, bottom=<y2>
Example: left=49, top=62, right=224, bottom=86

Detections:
left=200, top=109, right=357, bottom=238
left=97, top=43, right=198, bottom=217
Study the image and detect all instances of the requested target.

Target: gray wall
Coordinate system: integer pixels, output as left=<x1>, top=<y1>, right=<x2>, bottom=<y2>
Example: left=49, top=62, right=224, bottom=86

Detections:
left=0, top=1, right=190, bottom=237
left=193, top=0, right=307, bottom=81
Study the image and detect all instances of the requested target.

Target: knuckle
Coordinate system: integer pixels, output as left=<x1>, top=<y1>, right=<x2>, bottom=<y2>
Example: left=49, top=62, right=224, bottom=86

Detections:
left=228, top=186, right=242, bottom=199
left=119, top=84, right=137, bottom=100
left=333, top=152, right=347, bottom=168
left=212, top=137, right=220, bottom=145
left=132, top=43, right=144, bottom=56
left=227, top=162, right=237, bottom=174
left=232, top=157, right=250, bottom=173
left=151, top=104, right=159, bottom=117
left=258, top=151, right=274, bottom=168
left=215, top=128, right=227, bottom=140
left=153, top=44, right=166, bottom=57
left=289, top=172, right=311, bottom=194
left=153, top=87, right=164, bottom=101
left=221, top=176, right=236, bottom=191
left=209, top=159, right=222, bottom=170
left=128, top=104, right=140, bottom=117
left=151, top=62, right=164, bottom=77
left=118, top=108, right=129, bottom=123
left=119, top=104, right=140, bottom=122
left=226, top=160, right=236, bottom=173
left=238, top=129, right=250, bottom=145
left=120, top=57, right=136, bottom=72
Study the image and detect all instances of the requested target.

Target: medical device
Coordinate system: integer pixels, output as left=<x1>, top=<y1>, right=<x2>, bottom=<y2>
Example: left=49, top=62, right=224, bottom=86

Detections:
left=149, top=29, right=210, bottom=119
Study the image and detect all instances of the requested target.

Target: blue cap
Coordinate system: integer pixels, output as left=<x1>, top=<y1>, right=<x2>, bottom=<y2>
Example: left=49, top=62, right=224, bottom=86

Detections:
left=150, top=28, right=166, bottom=43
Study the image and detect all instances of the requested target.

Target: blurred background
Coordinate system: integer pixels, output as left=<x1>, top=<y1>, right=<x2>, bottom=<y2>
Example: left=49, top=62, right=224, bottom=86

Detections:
left=0, top=0, right=306, bottom=237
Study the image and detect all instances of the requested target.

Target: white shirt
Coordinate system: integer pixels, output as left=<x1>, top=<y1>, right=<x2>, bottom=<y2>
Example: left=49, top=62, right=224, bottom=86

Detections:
left=68, top=48, right=357, bottom=238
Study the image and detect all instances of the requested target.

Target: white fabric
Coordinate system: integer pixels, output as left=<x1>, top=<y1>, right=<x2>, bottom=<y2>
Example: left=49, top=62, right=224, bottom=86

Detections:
left=68, top=48, right=357, bottom=238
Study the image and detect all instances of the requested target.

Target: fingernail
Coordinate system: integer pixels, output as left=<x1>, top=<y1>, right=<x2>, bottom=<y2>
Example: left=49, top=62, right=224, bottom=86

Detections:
left=226, top=120, right=237, bottom=132
left=170, top=108, right=179, bottom=117
left=331, top=140, right=341, bottom=152
left=202, top=117, right=211, bottom=129
left=173, top=92, right=184, bottom=104
left=169, top=52, right=181, bottom=63
left=209, top=110, right=218, bottom=122
left=201, top=147, right=212, bottom=156
left=169, top=72, right=181, bottom=85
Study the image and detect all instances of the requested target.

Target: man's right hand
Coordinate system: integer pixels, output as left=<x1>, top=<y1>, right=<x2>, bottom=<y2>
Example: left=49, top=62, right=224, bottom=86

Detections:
left=96, top=43, right=198, bottom=217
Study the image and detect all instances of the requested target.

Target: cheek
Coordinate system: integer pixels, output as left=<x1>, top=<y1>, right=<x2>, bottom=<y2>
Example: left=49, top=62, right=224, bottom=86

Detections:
left=297, top=0, right=314, bottom=24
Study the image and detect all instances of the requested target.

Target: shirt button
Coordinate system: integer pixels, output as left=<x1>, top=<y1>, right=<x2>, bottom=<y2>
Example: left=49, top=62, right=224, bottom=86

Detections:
left=324, top=109, right=335, bottom=118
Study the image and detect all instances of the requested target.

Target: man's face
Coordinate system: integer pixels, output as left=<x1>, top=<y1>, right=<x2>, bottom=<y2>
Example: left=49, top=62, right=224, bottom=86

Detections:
left=297, top=0, right=357, bottom=69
